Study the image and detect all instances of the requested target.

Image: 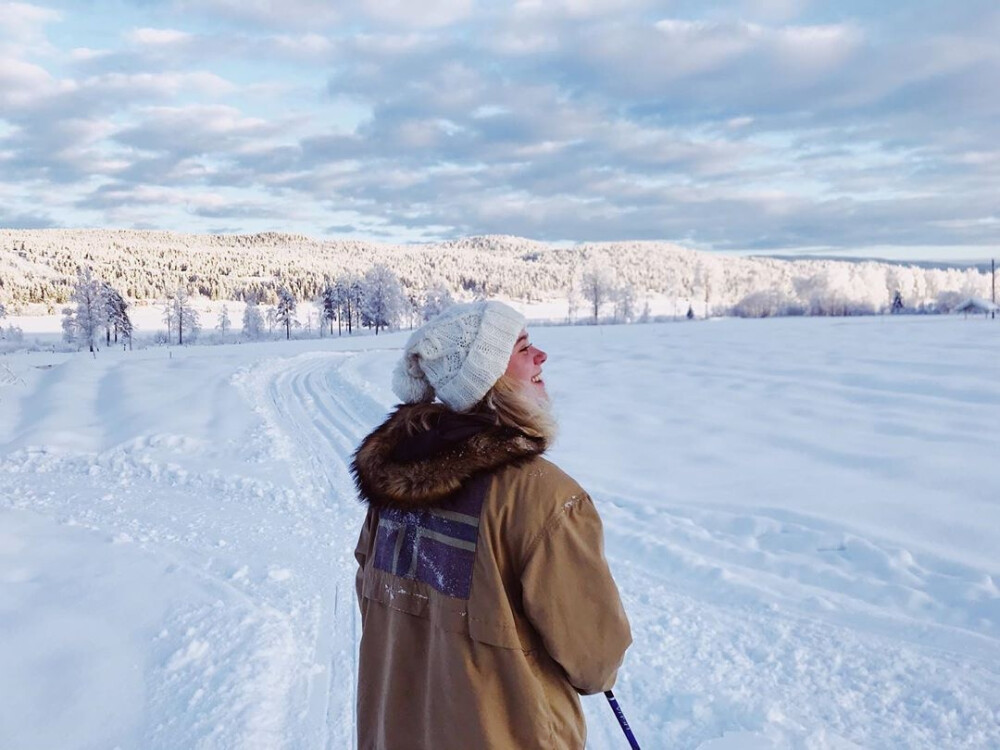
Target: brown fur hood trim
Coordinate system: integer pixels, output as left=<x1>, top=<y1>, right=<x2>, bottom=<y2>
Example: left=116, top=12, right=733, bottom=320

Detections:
left=352, top=403, right=546, bottom=509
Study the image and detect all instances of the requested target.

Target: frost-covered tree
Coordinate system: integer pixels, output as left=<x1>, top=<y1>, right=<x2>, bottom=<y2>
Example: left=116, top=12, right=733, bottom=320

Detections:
left=580, top=261, right=615, bottom=324
left=101, top=282, right=131, bottom=347
left=638, top=299, right=652, bottom=324
left=404, top=292, right=421, bottom=329
left=0, top=302, right=19, bottom=342
left=242, top=295, right=264, bottom=340
left=421, top=280, right=454, bottom=321
left=265, top=306, right=277, bottom=337
left=694, top=259, right=723, bottom=318
left=329, top=273, right=363, bottom=334
left=65, top=267, right=105, bottom=352
left=613, top=283, right=637, bottom=323
left=732, top=290, right=799, bottom=318
left=361, top=264, right=406, bottom=335
left=170, top=287, right=200, bottom=344
left=162, top=296, right=176, bottom=342
left=61, top=306, right=76, bottom=343
left=566, top=275, right=581, bottom=323
left=275, top=286, right=296, bottom=340
left=217, top=304, right=232, bottom=340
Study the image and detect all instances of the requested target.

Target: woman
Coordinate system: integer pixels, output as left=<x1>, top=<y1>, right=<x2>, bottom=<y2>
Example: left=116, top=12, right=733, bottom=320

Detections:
left=352, top=300, right=631, bottom=750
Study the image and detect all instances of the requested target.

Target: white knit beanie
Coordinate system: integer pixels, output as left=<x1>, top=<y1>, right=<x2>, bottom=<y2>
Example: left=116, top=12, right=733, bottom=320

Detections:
left=392, top=301, right=526, bottom=411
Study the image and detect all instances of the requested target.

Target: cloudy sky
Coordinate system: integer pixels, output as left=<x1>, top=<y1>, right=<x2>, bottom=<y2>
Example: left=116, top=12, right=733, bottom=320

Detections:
left=1, top=1, right=998, bottom=260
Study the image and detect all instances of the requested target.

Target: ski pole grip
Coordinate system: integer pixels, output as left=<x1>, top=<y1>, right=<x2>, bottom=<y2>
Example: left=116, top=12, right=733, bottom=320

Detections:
left=604, top=690, right=641, bottom=749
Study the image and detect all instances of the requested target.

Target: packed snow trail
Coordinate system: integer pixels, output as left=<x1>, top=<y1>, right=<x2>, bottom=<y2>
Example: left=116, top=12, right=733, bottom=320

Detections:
left=237, top=351, right=389, bottom=749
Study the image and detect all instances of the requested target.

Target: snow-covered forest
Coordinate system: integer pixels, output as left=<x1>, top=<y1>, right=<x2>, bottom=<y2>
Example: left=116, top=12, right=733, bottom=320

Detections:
left=1, top=229, right=993, bottom=321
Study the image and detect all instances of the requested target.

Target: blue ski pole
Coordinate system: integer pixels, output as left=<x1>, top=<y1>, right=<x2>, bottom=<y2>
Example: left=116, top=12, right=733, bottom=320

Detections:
left=605, top=690, right=641, bottom=749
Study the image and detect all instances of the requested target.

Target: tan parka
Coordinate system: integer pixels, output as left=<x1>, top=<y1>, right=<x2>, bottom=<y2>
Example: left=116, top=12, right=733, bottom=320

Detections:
left=352, top=404, right=632, bottom=750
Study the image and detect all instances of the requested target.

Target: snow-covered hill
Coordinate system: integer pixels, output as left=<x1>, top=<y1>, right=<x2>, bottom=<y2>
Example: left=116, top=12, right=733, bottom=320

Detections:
left=0, top=229, right=992, bottom=315
left=1, top=317, right=998, bottom=749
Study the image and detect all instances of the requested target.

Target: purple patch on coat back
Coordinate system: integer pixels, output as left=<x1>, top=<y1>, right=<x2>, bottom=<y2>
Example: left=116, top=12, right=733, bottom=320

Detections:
left=373, top=475, right=488, bottom=599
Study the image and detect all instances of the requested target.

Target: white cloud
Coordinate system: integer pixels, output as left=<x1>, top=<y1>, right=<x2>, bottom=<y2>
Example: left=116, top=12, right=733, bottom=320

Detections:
left=513, top=0, right=648, bottom=21
left=771, top=23, right=863, bottom=71
left=69, top=47, right=112, bottom=62
left=0, top=0, right=997, bottom=253
left=178, top=0, right=342, bottom=29
left=646, top=19, right=861, bottom=78
left=472, top=105, right=510, bottom=119
left=0, top=2, right=61, bottom=40
left=740, top=0, right=810, bottom=23
left=84, top=71, right=236, bottom=98
left=272, top=33, right=334, bottom=58
left=484, top=30, right=556, bottom=55
left=126, top=28, right=194, bottom=46
left=0, top=2, right=61, bottom=59
left=361, top=0, right=473, bottom=28
left=652, top=19, right=757, bottom=76
left=0, top=56, right=55, bottom=108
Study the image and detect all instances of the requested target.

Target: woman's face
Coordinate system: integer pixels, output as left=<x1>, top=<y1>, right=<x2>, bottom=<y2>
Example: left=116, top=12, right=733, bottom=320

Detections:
left=504, top=328, right=548, bottom=397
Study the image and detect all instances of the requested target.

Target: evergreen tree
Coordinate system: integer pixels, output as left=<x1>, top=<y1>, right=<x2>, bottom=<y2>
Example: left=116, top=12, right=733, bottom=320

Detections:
left=319, top=282, right=338, bottom=335
left=891, top=290, right=904, bottom=314
left=349, top=275, right=365, bottom=334
left=118, top=306, right=134, bottom=350
left=275, top=286, right=296, bottom=340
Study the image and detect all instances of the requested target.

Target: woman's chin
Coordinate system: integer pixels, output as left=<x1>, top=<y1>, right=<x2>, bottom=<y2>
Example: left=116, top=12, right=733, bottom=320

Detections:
left=531, top=383, right=550, bottom=405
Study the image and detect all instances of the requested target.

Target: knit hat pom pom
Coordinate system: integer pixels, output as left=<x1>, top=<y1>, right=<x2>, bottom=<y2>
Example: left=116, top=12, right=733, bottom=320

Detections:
left=392, top=355, right=435, bottom=404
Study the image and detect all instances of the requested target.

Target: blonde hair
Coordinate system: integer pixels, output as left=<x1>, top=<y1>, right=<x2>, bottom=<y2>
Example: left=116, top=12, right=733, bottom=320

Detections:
left=475, top=375, right=557, bottom=444
left=394, top=376, right=557, bottom=446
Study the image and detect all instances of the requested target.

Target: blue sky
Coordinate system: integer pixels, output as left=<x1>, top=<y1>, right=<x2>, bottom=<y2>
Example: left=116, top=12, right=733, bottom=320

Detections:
left=1, top=0, right=997, bottom=260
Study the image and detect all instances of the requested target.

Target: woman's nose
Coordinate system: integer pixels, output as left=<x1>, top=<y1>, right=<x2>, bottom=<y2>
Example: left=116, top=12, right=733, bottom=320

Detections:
left=535, top=348, right=547, bottom=364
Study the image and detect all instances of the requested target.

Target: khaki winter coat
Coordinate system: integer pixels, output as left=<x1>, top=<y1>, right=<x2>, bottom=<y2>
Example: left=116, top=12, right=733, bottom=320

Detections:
left=352, top=403, right=632, bottom=750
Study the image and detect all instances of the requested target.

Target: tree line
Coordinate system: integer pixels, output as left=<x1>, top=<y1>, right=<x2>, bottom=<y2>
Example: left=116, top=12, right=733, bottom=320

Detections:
left=1, top=229, right=992, bottom=317
left=57, top=263, right=462, bottom=352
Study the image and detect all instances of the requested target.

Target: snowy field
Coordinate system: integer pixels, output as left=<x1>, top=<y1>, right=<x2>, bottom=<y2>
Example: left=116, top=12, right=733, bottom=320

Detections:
left=1, top=316, right=998, bottom=749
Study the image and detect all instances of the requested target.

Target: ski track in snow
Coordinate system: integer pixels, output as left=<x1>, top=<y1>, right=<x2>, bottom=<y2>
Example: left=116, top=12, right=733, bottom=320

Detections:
left=1, top=350, right=384, bottom=749
left=2, top=319, right=999, bottom=749
left=235, top=352, right=388, bottom=749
